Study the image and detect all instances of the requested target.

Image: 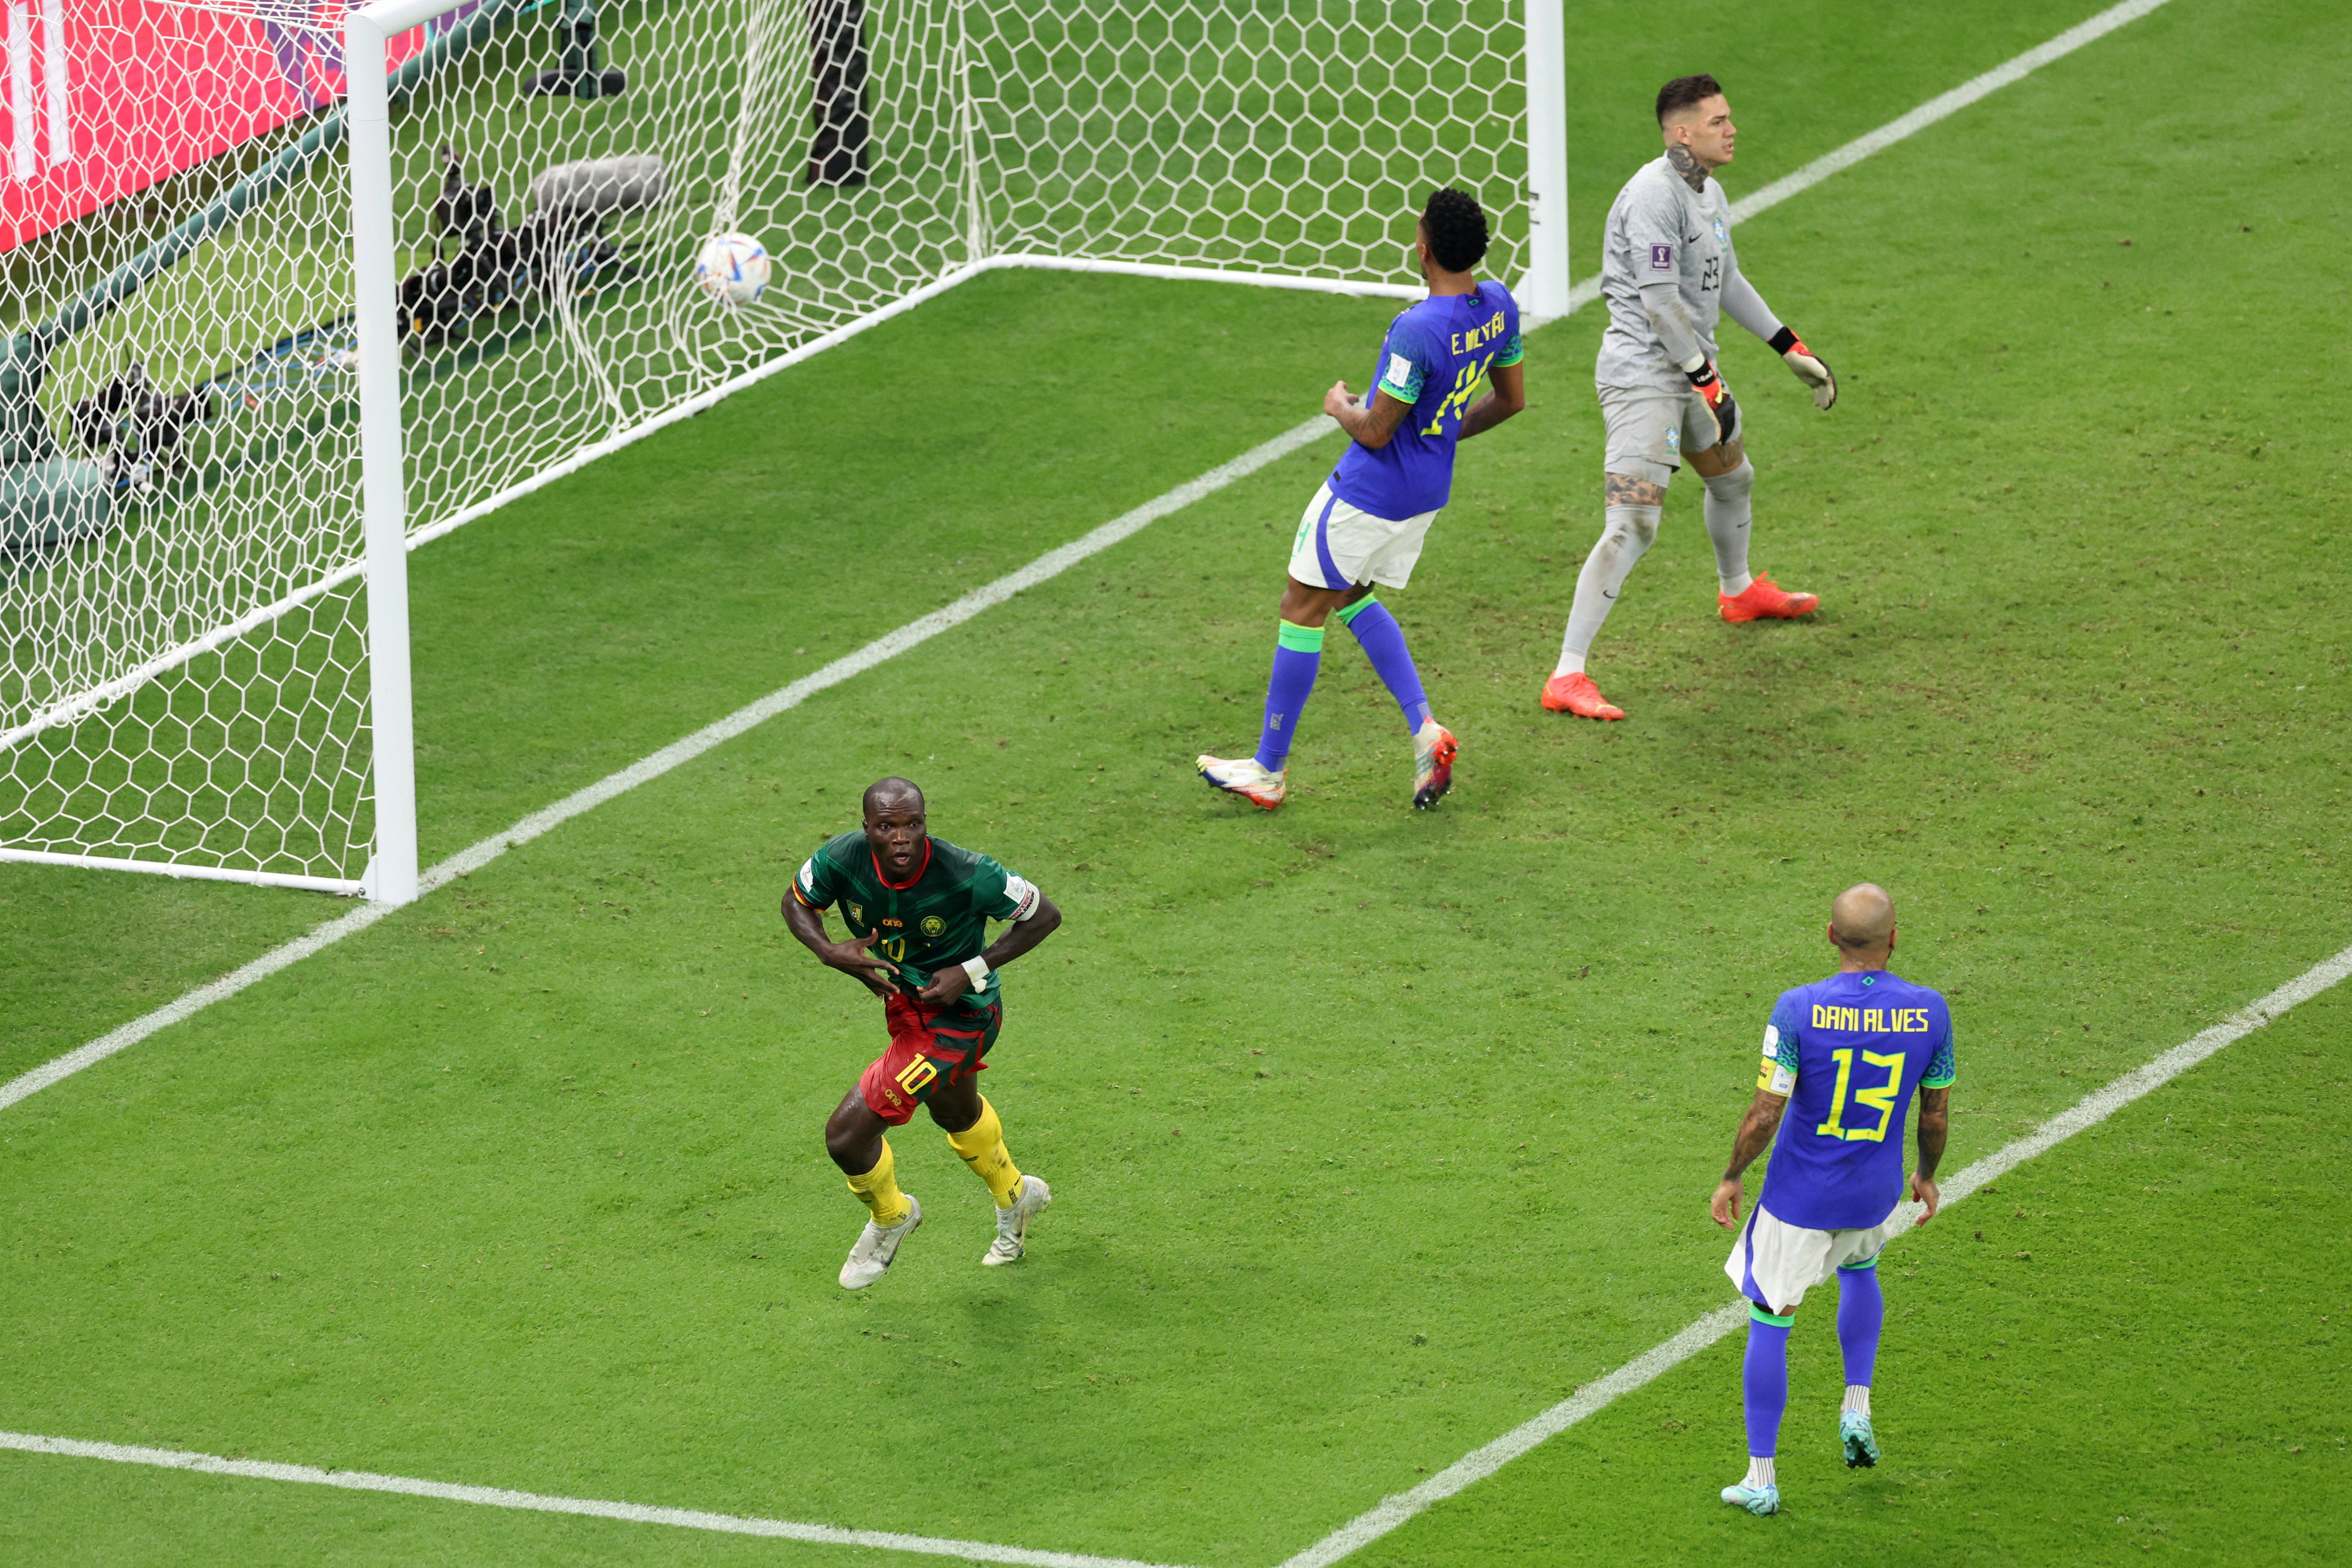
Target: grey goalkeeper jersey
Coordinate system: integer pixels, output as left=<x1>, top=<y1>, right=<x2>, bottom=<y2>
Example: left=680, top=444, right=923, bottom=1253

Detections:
left=1594, top=155, right=1738, bottom=392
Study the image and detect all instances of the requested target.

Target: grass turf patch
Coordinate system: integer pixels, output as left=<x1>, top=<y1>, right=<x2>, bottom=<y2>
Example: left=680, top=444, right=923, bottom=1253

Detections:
left=0, top=0, right=2347, bottom=1561
left=1353, top=982, right=2352, bottom=1568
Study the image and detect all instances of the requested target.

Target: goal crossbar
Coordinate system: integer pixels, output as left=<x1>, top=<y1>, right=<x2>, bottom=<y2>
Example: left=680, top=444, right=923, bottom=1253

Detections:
left=0, top=0, right=1570, bottom=900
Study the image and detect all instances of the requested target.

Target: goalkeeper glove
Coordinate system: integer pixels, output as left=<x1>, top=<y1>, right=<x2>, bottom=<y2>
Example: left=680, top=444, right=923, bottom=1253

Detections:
left=1683, top=359, right=1739, bottom=448
left=1769, top=326, right=1837, bottom=410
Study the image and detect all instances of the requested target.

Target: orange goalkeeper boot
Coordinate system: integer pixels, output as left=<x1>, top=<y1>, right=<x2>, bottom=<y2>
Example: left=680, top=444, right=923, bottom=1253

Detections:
left=1540, top=671, right=1625, bottom=720
left=1719, top=572, right=1820, bottom=622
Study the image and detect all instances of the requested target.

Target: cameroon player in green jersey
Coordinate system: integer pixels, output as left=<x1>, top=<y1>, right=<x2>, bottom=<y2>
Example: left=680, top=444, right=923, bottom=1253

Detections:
left=783, top=776, right=1063, bottom=1289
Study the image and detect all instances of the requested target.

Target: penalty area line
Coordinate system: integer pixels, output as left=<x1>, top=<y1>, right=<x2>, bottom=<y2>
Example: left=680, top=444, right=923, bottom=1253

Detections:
left=9, top=945, right=2342, bottom=1564
left=0, top=1, right=2203, bottom=1554
left=0, top=415, right=1341, bottom=1119
left=0, top=1431, right=1200, bottom=1568
left=0, top=0, right=2186, bottom=1121
left=1276, top=939, right=2352, bottom=1568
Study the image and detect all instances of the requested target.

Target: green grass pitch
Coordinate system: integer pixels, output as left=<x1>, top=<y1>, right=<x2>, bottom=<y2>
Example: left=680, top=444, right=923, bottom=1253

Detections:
left=2, top=0, right=2348, bottom=1561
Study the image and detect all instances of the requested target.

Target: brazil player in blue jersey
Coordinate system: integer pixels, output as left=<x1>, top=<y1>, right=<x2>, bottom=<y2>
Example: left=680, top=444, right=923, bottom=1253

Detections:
left=1197, top=187, right=1526, bottom=812
left=1709, top=883, right=1953, bottom=1516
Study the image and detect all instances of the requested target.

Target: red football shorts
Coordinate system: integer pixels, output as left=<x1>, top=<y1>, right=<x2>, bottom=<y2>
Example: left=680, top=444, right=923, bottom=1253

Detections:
left=857, top=992, right=1003, bottom=1126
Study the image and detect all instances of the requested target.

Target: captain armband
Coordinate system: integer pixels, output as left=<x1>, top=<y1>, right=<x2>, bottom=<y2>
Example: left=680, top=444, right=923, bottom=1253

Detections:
left=1003, top=873, right=1043, bottom=920
left=1756, top=1022, right=1795, bottom=1096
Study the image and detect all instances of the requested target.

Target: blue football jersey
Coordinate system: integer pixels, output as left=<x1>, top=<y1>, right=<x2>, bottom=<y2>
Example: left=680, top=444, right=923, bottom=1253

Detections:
left=1326, top=280, right=1523, bottom=519
left=1755, top=970, right=1956, bottom=1231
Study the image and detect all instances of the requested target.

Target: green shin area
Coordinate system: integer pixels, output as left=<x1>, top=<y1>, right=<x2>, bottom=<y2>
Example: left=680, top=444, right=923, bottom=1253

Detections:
left=2, top=0, right=2346, bottom=1561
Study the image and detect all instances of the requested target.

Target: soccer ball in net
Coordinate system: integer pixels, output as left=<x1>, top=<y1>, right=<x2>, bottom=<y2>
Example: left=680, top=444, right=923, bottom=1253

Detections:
left=694, top=232, right=771, bottom=307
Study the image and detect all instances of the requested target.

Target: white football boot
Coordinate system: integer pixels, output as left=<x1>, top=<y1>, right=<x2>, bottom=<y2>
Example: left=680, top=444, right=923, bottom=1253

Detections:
left=1196, top=754, right=1286, bottom=810
left=838, top=1194, right=921, bottom=1289
left=1410, top=719, right=1458, bottom=810
left=981, top=1175, right=1052, bottom=1266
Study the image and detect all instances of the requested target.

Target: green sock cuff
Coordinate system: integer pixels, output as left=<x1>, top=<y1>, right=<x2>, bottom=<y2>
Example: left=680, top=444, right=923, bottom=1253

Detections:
left=1333, top=595, right=1380, bottom=626
left=1838, top=1255, right=1881, bottom=1273
left=1749, top=1304, right=1796, bottom=1327
left=1276, top=620, right=1326, bottom=653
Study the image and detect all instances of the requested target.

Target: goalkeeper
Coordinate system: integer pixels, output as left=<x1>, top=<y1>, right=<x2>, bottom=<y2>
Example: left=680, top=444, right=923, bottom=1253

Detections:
left=1541, top=75, right=1839, bottom=722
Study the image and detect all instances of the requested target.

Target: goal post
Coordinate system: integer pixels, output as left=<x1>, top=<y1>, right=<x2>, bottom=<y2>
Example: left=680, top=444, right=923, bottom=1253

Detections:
left=0, top=0, right=1567, bottom=903
left=347, top=0, right=419, bottom=907
left=1520, top=0, right=1572, bottom=320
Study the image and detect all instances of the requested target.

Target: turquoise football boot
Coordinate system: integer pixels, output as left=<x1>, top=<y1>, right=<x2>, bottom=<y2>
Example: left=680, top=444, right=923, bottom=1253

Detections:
left=1841, top=1409, right=1881, bottom=1468
left=1719, top=1480, right=1781, bottom=1516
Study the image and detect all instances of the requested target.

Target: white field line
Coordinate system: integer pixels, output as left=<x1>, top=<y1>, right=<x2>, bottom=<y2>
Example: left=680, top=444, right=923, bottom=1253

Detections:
left=0, top=251, right=1417, bottom=761
left=1726, top=0, right=2176, bottom=226
left=2, top=2, right=2199, bottom=1553
left=0, top=846, right=362, bottom=897
left=0, top=1431, right=1197, bottom=1568
left=1276, top=938, right=2352, bottom=1568
left=0, top=0, right=2180, bottom=1119
left=1539, top=0, right=2174, bottom=320
left=9, top=946, right=2345, bottom=1563
left=0, top=415, right=1338, bottom=1117
left=0, top=0, right=2173, bottom=760
left=0, top=259, right=996, bottom=760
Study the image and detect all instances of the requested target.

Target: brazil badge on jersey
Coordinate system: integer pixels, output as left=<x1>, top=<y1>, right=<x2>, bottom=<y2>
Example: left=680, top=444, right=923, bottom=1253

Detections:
left=794, top=833, right=1038, bottom=1010
left=1755, top=970, right=1956, bottom=1230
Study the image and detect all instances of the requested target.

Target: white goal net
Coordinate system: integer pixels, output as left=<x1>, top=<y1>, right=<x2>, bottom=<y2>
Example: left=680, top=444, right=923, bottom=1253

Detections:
left=0, top=0, right=1555, bottom=898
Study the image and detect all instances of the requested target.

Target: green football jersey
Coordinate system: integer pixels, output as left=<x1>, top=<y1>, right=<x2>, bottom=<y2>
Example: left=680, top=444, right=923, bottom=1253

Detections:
left=792, top=832, right=1037, bottom=1009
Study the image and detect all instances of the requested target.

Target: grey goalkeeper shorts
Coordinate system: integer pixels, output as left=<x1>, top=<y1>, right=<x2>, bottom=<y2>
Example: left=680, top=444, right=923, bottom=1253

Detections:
left=1597, top=381, right=1741, bottom=487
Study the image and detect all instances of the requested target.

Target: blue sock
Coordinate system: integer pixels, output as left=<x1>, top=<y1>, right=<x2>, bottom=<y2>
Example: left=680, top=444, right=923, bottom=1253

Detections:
left=1743, top=1307, right=1792, bottom=1459
left=1336, top=596, right=1432, bottom=732
left=1254, top=621, right=1323, bottom=771
left=1837, top=1262, right=1884, bottom=1388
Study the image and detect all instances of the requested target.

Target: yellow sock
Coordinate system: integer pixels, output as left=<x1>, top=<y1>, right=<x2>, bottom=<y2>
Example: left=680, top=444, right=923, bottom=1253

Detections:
left=945, top=1097, right=1023, bottom=1209
left=844, top=1136, right=911, bottom=1228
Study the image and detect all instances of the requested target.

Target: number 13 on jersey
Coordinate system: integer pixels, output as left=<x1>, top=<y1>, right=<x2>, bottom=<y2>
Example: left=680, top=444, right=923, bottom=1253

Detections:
left=1816, top=1049, right=1904, bottom=1143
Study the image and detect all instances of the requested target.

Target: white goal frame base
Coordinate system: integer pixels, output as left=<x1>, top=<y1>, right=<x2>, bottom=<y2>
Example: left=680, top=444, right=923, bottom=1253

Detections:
left=0, top=0, right=1573, bottom=904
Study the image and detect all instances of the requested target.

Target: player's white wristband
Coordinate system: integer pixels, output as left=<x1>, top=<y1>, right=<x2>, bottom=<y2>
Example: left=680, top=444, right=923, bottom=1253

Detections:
left=1676, top=350, right=1708, bottom=376
left=962, top=957, right=991, bottom=991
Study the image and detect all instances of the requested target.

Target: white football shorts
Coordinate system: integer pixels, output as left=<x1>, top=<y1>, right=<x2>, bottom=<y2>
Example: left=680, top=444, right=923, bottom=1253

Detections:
left=1597, top=381, right=1742, bottom=488
left=1286, top=483, right=1439, bottom=591
left=1724, top=1200, right=1902, bottom=1314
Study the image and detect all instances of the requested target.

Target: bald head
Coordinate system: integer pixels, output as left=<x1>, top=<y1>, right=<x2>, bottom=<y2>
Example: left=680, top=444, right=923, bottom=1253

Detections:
left=1829, top=883, right=1896, bottom=955
left=862, top=776, right=924, bottom=819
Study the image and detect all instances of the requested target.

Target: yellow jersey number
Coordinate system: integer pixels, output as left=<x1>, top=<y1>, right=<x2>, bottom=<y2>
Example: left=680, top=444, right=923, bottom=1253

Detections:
left=1419, top=355, right=1495, bottom=436
left=1814, top=1049, right=1906, bottom=1143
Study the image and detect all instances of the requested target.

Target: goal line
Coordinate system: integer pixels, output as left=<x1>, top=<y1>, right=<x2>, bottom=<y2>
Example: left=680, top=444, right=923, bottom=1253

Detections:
left=8, top=939, right=2342, bottom=1564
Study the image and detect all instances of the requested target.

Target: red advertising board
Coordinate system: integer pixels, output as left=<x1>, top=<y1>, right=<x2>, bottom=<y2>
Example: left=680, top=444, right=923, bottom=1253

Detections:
left=0, top=0, right=425, bottom=253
